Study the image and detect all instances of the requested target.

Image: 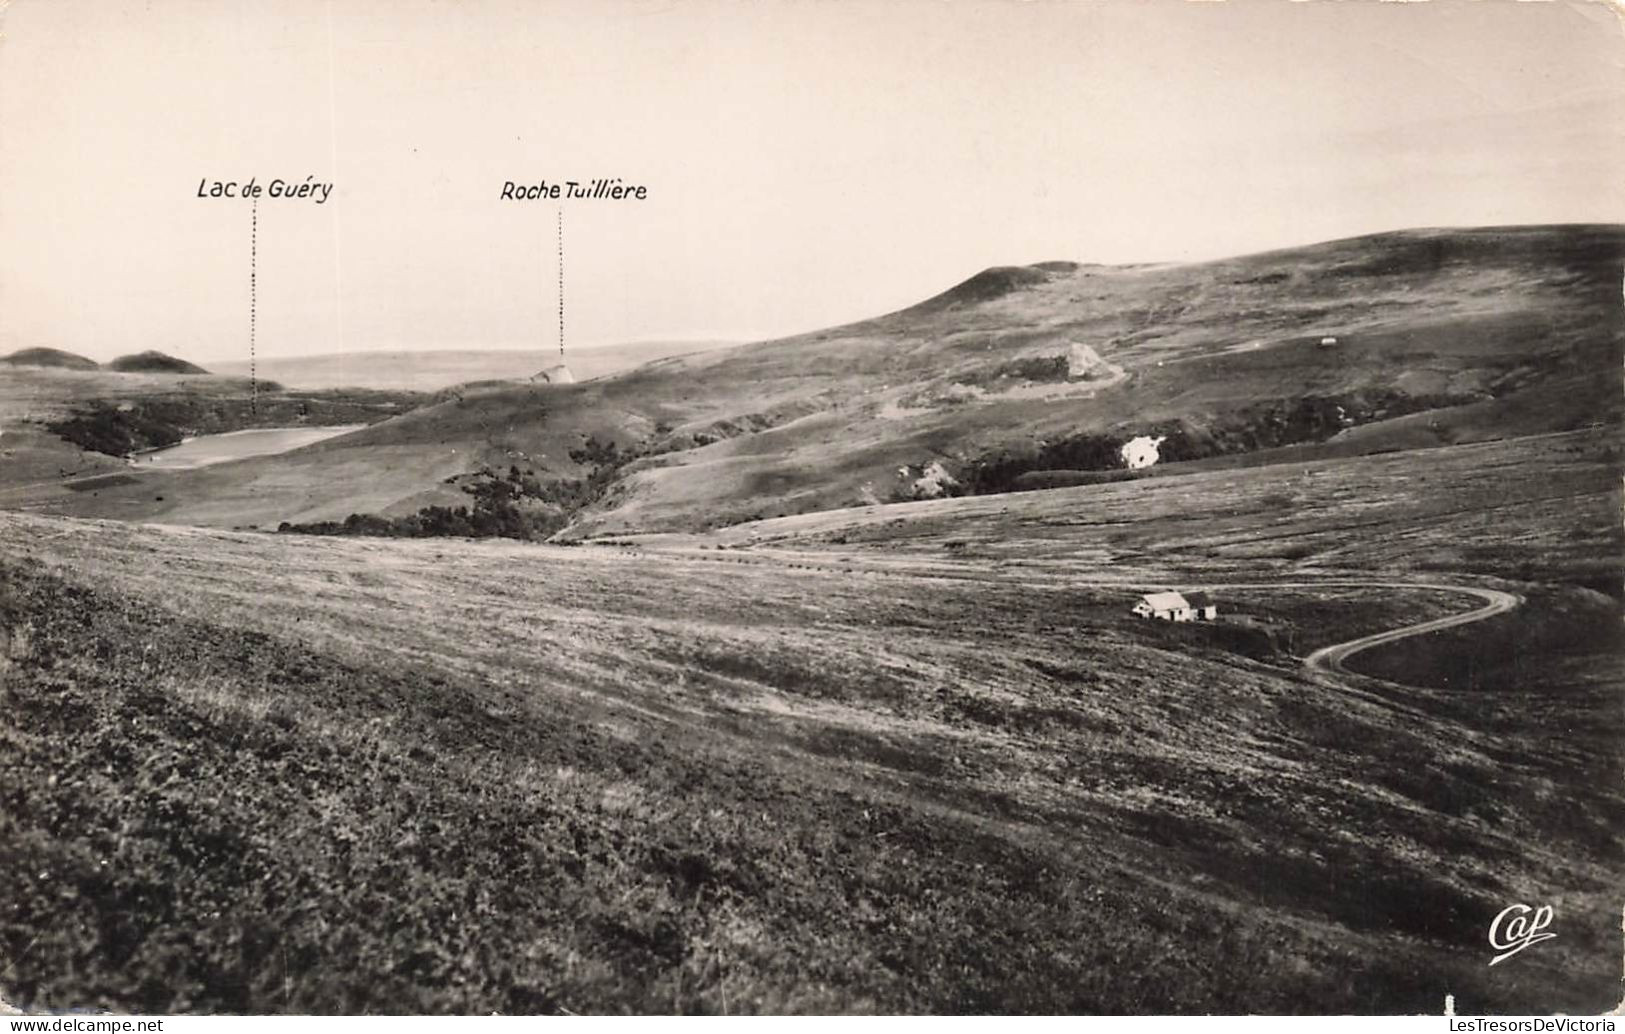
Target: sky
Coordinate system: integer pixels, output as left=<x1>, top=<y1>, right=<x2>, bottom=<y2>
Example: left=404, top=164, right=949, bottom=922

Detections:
left=2, top=0, right=1623, bottom=364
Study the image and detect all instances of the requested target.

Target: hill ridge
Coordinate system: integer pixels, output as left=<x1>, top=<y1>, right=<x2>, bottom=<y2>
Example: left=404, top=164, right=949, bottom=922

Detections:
left=24, top=223, right=1624, bottom=537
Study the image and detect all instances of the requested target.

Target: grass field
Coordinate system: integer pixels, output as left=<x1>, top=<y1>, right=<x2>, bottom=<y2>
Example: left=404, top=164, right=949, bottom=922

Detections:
left=2, top=424, right=1619, bottom=1014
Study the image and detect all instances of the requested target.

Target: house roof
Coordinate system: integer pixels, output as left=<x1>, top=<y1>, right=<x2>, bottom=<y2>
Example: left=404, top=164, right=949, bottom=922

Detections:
left=1139, top=591, right=1188, bottom=611
left=1185, top=590, right=1215, bottom=608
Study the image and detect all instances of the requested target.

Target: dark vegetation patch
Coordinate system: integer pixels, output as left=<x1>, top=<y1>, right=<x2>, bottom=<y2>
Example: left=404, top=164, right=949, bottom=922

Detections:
left=48, top=391, right=427, bottom=459
left=279, top=466, right=568, bottom=542
left=957, top=389, right=1485, bottom=495
left=279, top=437, right=640, bottom=542
left=50, top=403, right=191, bottom=456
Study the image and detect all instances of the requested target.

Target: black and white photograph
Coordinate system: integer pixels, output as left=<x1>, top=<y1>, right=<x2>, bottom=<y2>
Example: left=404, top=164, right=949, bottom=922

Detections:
left=0, top=0, right=1621, bottom=1019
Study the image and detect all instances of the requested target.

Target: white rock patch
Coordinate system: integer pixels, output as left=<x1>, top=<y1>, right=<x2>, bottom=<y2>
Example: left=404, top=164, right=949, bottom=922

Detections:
left=1067, top=342, right=1116, bottom=380
left=1120, top=435, right=1167, bottom=470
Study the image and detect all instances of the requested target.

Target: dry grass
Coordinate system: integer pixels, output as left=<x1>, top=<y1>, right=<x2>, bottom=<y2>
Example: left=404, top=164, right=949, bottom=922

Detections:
left=646, top=428, right=1620, bottom=590
left=1, top=427, right=1620, bottom=1013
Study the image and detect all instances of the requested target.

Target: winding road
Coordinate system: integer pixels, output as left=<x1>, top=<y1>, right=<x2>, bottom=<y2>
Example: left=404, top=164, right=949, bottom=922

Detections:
left=1297, top=582, right=1521, bottom=676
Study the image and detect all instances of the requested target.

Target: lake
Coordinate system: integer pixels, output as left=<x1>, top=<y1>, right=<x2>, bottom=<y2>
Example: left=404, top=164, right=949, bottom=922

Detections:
left=133, top=425, right=366, bottom=470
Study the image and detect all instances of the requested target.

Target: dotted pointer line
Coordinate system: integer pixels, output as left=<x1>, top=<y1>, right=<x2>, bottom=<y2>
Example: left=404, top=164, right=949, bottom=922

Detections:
left=250, top=198, right=258, bottom=414
left=557, top=208, right=565, bottom=357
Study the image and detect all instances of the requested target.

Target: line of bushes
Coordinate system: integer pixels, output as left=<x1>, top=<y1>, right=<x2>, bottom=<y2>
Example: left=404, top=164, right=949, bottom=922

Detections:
left=278, top=503, right=566, bottom=541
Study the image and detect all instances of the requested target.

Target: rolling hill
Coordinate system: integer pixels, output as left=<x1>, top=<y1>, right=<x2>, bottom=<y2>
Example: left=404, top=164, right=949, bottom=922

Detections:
left=0, top=347, right=98, bottom=370
left=108, top=350, right=210, bottom=375
left=23, top=224, right=1625, bottom=534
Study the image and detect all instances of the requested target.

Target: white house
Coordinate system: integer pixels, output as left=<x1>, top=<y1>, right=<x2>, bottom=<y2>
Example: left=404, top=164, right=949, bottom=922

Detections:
left=1120, top=435, right=1168, bottom=470
left=1132, top=590, right=1218, bottom=622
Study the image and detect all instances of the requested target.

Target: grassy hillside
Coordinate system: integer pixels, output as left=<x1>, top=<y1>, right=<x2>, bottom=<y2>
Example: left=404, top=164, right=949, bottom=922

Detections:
left=0, top=424, right=1618, bottom=1013
left=632, top=429, right=1621, bottom=593
left=17, top=225, right=1622, bottom=533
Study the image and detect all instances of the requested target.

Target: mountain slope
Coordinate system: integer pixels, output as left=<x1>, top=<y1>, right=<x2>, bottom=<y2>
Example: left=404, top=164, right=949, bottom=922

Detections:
left=32, top=224, right=1625, bottom=532
left=2, top=436, right=1619, bottom=1012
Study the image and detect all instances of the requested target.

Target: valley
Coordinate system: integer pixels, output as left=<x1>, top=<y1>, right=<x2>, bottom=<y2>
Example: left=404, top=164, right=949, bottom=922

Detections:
left=134, top=425, right=368, bottom=470
left=2, top=225, right=1615, bottom=538
left=0, top=224, right=1619, bottom=1015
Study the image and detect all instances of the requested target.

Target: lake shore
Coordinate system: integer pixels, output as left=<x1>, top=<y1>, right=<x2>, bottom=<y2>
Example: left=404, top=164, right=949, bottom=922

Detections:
left=132, top=424, right=367, bottom=470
